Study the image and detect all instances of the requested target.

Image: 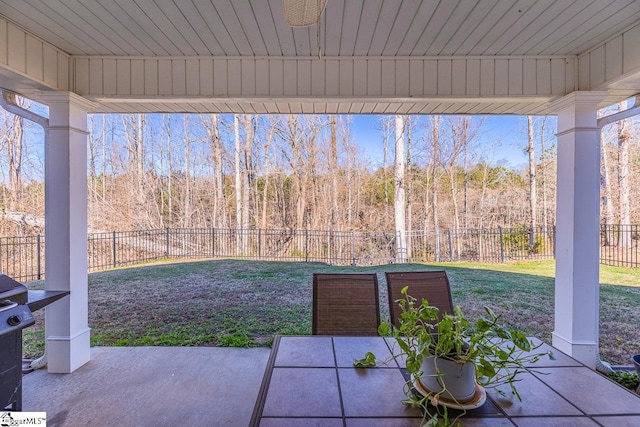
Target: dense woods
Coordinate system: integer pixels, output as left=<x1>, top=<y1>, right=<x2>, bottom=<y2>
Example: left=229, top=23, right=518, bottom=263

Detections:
left=0, top=108, right=639, bottom=239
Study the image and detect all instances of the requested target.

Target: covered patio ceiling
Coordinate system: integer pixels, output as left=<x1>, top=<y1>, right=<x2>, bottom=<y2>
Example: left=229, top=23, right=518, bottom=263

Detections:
left=1, top=0, right=640, bottom=115
left=1, top=0, right=640, bottom=374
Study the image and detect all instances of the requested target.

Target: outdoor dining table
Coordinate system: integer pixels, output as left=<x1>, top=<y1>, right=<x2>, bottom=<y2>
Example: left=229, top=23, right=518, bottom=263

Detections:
left=249, top=335, right=640, bottom=426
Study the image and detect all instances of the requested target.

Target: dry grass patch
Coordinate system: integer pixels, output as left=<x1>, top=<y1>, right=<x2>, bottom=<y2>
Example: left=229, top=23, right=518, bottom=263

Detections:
left=23, top=259, right=640, bottom=366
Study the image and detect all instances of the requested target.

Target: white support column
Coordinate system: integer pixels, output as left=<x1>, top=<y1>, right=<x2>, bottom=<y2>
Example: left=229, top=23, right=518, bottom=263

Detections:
left=39, top=92, right=94, bottom=373
left=551, top=92, right=607, bottom=369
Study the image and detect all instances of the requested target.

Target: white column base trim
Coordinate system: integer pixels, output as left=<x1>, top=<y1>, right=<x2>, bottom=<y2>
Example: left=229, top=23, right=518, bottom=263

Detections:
left=46, top=327, right=91, bottom=373
left=552, top=332, right=597, bottom=369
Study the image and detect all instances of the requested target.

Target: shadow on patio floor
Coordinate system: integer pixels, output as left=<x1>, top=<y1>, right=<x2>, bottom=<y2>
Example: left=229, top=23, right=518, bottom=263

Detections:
left=22, top=346, right=270, bottom=427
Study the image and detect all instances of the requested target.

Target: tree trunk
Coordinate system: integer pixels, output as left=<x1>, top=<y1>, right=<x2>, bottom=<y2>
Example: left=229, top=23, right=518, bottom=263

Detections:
left=234, top=114, right=243, bottom=254
left=527, top=116, right=537, bottom=246
left=330, top=115, right=339, bottom=230
left=394, top=115, right=406, bottom=262
left=617, top=104, right=631, bottom=247
left=431, top=116, right=440, bottom=262
left=406, top=116, right=413, bottom=259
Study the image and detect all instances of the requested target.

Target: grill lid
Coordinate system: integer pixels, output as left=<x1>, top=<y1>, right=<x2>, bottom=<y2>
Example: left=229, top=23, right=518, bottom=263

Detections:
left=0, top=274, right=28, bottom=305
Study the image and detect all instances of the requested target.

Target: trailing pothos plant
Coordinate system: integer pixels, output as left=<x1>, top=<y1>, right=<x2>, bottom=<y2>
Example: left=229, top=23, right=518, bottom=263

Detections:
left=355, top=286, right=552, bottom=427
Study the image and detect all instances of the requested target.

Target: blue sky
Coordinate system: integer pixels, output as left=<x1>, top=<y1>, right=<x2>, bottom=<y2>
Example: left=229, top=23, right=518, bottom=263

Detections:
left=350, top=115, right=556, bottom=170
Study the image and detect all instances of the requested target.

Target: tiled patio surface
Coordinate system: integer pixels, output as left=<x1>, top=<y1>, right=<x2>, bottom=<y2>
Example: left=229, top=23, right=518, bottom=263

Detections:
left=21, top=346, right=270, bottom=427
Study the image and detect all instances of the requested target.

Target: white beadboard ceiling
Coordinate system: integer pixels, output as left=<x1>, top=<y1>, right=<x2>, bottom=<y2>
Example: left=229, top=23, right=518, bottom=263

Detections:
left=1, top=0, right=640, bottom=114
left=1, top=0, right=639, bottom=57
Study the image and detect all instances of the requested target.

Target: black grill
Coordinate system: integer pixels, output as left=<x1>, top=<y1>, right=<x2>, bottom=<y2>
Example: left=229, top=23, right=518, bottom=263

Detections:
left=0, top=275, right=34, bottom=411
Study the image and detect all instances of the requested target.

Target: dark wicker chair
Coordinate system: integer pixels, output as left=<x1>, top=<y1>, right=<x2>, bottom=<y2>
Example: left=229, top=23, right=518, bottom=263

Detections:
left=385, top=270, right=454, bottom=329
left=312, top=273, right=381, bottom=336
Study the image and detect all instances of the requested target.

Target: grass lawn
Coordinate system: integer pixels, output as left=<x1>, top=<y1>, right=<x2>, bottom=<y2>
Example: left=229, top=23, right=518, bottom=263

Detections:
left=22, top=259, right=640, bottom=366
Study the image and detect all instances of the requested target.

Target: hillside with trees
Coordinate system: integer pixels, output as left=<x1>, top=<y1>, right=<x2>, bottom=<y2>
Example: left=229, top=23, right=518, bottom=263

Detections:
left=0, top=109, right=639, bottom=239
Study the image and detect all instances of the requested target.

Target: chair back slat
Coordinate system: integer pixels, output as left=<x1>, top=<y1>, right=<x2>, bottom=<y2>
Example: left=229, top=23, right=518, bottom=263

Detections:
left=385, top=271, right=454, bottom=329
left=312, top=273, right=380, bottom=336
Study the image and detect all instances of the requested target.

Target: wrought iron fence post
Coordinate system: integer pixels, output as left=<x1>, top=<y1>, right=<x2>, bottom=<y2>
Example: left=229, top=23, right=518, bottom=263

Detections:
left=165, top=228, right=170, bottom=258
left=304, top=228, right=309, bottom=262
left=498, top=226, right=505, bottom=263
left=211, top=228, right=215, bottom=258
left=258, top=228, right=262, bottom=259
left=37, top=234, right=41, bottom=280
left=112, top=231, right=117, bottom=268
left=447, top=229, right=453, bottom=262
left=351, top=231, right=356, bottom=265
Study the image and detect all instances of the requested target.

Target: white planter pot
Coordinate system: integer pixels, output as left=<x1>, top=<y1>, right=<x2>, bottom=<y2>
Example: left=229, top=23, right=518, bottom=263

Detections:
left=419, top=354, right=476, bottom=403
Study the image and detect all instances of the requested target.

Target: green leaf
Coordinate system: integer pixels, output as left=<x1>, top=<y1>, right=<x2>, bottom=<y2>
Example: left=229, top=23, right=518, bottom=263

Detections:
left=353, top=351, right=377, bottom=368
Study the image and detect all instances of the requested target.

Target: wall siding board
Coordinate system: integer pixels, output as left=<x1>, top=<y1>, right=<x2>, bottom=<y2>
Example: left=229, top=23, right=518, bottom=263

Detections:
left=255, top=59, right=269, bottom=96
left=508, top=59, right=523, bottom=95
left=7, top=24, right=25, bottom=73
left=395, top=59, right=409, bottom=96
left=311, top=59, right=325, bottom=95
left=367, top=59, right=381, bottom=96
left=199, top=59, right=214, bottom=95
left=340, top=59, right=354, bottom=96
left=43, top=45, right=57, bottom=86
left=589, top=45, right=605, bottom=88
left=186, top=59, right=200, bottom=96
left=144, top=59, right=158, bottom=95
left=523, top=59, right=536, bottom=95
left=495, top=59, right=508, bottom=95
left=131, top=60, right=144, bottom=95
left=326, top=59, right=339, bottom=96
left=565, top=58, right=575, bottom=92
left=297, top=60, right=311, bottom=96
left=353, top=59, right=367, bottom=96
left=102, top=59, right=117, bottom=95
left=536, top=59, right=551, bottom=94
left=89, top=58, right=103, bottom=95
left=466, top=59, right=480, bottom=96
left=623, top=24, right=640, bottom=74
left=424, top=60, right=438, bottom=95
left=214, top=59, right=228, bottom=96
left=74, top=58, right=89, bottom=94
left=283, top=59, right=297, bottom=96
left=605, top=36, right=623, bottom=81
left=0, top=19, right=7, bottom=65
left=551, top=58, right=565, bottom=95
left=437, top=59, right=452, bottom=95
left=381, top=59, right=395, bottom=96
left=451, top=59, right=466, bottom=96
left=25, top=35, right=43, bottom=81
left=227, top=59, right=241, bottom=96
left=158, top=59, right=172, bottom=95
left=116, top=59, right=131, bottom=95
left=480, top=59, right=494, bottom=96
left=578, top=54, right=589, bottom=90
left=57, top=52, right=72, bottom=90
left=241, top=59, right=255, bottom=96
left=269, top=59, right=283, bottom=96
left=409, top=60, right=423, bottom=96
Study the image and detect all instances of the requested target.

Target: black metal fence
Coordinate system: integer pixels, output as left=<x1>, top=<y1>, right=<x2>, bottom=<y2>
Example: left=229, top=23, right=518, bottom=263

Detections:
left=600, top=224, right=640, bottom=267
left=1, top=224, right=638, bottom=282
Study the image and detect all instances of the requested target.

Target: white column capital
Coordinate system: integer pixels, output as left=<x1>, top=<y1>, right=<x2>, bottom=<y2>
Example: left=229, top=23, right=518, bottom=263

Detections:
left=549, top=91, right=609, bottom=112
left=35, top=90, right=97, bottom=111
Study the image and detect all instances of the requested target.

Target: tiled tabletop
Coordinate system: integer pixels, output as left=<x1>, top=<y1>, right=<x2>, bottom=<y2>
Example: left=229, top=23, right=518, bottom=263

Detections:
left=250, top=336, right=640, bottom=426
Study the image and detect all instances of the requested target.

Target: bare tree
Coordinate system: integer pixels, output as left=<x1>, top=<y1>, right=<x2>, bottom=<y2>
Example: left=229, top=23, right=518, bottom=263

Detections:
left=430, top=116, right=441, bottom=261
left=234, top=114, right=243, bottom=253
left=0, top=106, right=24, bottom=211
left=526, top=116, right=537, bottom=245
left=394, top=115, right=406, bottom=262
left=617, top=103, right=632, bottom=247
